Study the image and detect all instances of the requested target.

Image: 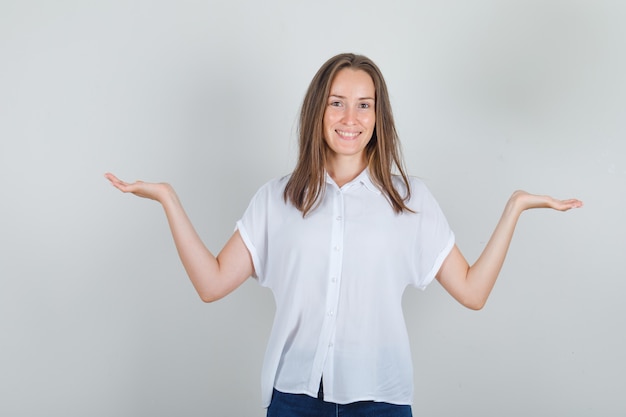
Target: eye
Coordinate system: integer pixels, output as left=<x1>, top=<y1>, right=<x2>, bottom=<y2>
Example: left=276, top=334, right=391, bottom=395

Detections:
left=329, top=101, right=342, bottom=107
left=359, top=103, right=370, bottom=109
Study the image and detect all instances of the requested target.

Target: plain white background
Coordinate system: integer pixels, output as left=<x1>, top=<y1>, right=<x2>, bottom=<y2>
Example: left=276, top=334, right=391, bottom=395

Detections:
left=1, top=1, right=624, bottom=416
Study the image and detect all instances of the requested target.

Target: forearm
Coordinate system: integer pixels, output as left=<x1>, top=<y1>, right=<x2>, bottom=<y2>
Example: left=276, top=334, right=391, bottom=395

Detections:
left=105, top=172, right=253, bottom=301
left=437, top=189, right=582, bottom=310
left=437, top=192, right=529, bottom=310
left=464, top=196, right=524, bottom=308
left=158, top=186, right=221, bottom=299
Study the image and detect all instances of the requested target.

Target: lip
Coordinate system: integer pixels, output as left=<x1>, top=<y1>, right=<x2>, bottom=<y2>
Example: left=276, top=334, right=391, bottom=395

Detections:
left=335, top=129, right=361, bottom=140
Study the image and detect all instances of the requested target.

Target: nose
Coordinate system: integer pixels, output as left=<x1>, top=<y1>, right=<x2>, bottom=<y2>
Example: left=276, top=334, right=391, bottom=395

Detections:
left=342, top=106, right=357, bottom=125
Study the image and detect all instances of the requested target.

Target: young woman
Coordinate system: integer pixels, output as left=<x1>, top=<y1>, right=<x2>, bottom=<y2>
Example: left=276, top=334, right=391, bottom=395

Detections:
left=105, top=53, right=582, bottom=416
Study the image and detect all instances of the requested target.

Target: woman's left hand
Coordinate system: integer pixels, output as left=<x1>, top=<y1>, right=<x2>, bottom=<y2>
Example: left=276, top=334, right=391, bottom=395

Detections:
left=509, top=190, right=583, bottom=212
left=436, top=190, right=583, bottom=310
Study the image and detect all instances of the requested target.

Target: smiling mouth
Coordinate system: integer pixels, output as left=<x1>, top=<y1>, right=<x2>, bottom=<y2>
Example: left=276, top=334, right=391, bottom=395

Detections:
left=336, top=130, right=361, bottom=140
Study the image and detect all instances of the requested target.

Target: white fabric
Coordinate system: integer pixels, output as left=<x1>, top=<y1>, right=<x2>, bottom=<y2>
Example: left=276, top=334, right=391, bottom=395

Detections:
left=236, top=169, right=455, bottom=407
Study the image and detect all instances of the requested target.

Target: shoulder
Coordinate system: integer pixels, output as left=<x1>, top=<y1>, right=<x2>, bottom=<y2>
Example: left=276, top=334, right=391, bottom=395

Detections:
left=246, top=174, right=291, bottom=206
left=406, top=175, right=430, bottom=194
left=249, top=174, right=291, bottom=196
left=395, top=175, right=442, bottom=211
left=389, top=174, right=431, bottom=198
left=256, top=175, right=290, bottom=193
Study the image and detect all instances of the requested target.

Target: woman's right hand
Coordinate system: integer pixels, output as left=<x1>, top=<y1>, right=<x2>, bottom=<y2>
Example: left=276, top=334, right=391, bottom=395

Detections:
left=104, top=172, right=173, bottom=203
left=105, top=171, right=254, bottom=302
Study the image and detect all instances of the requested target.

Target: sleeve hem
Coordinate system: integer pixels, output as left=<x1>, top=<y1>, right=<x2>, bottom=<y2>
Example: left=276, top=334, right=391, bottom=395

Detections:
left=417, top=231, right=455, bottom=291
left=236, top=220, right=264, bottom=284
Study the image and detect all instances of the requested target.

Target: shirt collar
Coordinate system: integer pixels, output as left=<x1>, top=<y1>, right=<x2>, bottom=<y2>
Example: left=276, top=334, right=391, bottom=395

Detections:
left=325, top=168, right=382, bottom=195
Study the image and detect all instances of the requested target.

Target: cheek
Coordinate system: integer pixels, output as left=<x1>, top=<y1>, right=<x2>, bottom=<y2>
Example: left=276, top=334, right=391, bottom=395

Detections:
left=323, top=113, right=341, bottom=136
left=324, top=109, right=339, bottom=124
left=322, top=119, right=330, bottom=138
left=322, top=116, right=332, bottom=141
left=322, top=110, right=330, bottom=127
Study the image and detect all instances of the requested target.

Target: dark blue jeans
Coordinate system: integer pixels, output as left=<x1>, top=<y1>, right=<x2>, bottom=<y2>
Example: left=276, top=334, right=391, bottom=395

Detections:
left=266, top=389, right=413, bottom=417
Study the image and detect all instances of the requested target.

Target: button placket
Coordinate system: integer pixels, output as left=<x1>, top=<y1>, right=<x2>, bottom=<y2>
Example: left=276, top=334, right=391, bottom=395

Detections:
left=327, top=187, right=344, bottom=317
left=310, top=185, right=345, bottom=388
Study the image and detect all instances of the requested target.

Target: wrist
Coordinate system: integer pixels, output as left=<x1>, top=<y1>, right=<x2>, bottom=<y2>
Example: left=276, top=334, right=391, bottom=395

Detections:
left=506, top=190, right=528, bottom=215
left=157, top=183, right=178, bottom=205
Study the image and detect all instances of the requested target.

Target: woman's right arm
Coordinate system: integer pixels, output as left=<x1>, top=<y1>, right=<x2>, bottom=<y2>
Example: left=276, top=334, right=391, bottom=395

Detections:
left=104, top=173, right=254, bottom=302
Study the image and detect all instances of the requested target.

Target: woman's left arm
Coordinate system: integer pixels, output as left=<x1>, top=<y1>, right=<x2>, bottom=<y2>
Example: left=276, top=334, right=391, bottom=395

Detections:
left=436, top=191, right=583, bottom=310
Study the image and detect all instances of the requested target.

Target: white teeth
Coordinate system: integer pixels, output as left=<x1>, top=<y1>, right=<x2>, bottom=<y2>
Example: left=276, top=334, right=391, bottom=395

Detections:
left=337, top=130, right=359, bottom=138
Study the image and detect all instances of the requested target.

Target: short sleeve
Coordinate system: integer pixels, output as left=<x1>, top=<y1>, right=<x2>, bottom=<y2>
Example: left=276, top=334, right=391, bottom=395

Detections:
left=236, top=182, right=272, bottom=285
left=409, top=180, right=455, bottom=290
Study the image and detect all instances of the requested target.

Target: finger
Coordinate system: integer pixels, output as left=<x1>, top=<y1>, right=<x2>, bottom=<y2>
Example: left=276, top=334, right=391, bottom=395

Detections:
left=104, top=173, right=135, bottom=193
left=104, top=172, right=126, bottom=187
left=564, top=199, right=583, bottom=207
left=556, top=199, right=583, bottom=211
left=558, top=198, right=583, bottom=207
left=104, top=172, right=121, bottom=182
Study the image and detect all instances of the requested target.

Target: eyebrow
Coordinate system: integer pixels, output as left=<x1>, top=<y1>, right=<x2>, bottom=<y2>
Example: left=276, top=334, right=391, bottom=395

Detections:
left=328, top=94, right=375, bottom=101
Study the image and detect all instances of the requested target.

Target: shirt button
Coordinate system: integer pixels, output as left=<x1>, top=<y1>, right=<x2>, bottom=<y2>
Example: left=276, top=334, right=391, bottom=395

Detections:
left=328, top=310, right=334, bottom=317
left=331, top=276, right=337, bottom=283
left=334, top=246, right=340, bottom=251
left=328, top=342, right=334, bottom=348
left=336, top=216, right=342, bottom=221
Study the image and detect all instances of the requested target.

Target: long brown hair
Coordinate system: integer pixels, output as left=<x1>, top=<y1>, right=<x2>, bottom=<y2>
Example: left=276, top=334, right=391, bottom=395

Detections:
left=284, top=53, right=412, bottom=216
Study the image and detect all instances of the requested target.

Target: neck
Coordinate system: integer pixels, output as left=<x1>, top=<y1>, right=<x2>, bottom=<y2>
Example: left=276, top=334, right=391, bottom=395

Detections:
left=326, top=154, right=367, bottom=187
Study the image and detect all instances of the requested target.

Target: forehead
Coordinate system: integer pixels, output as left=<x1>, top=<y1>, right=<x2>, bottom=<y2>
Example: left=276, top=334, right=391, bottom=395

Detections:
left=329, top=68, right=375, bottom=96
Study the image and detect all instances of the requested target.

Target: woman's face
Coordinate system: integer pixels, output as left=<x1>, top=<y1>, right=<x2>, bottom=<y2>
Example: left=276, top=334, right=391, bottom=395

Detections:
left=323, top=68, right=376, bottom=165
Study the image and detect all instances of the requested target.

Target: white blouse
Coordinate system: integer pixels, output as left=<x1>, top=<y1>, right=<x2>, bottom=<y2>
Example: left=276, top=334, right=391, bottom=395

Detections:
left=236, top=169, right=454, bottom=407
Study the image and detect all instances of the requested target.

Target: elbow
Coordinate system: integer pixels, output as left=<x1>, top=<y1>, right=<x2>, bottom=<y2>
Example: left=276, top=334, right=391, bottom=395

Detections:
left=199, top=293, right=218, bottom=303
left=192, top=275, right=226, bottom=303
left=461, top=295, right=488, bottom=311
left=197, top=286, right=224, bottom=303
left=465, top=300, right=486, bottom=311
left=199, top=290, right=224, bottom=303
